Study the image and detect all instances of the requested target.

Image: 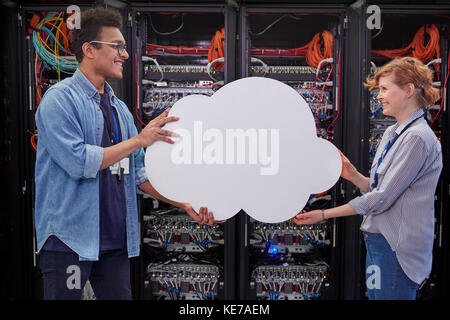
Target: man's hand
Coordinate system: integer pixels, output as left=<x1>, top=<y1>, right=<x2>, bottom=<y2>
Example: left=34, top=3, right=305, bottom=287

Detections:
left=136, top=109, right=180, bottom=148
left=138, top=181, right=226, bottom=226
left=182, top=204, right=227, bottom=226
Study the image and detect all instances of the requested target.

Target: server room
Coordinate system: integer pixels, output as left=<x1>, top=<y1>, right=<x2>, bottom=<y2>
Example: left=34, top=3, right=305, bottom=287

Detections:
left=0, top=0, right=449, bottom=311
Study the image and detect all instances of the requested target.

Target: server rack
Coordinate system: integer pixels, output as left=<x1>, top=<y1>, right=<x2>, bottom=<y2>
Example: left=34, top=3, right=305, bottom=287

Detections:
left=237, top=4, right=349, bottom=300
left=3, top=0, right=449, bottom=301
left=1, top=3, right=38, bottom=300
left=13, top=3, right=127, bottom=300
left=360, top=4, right=450, bottom=300
left=340, top=1, right=367, bottom=300
left=127, top=3, right=237, bottom=300
left=17, top=4, right=84, bottom=300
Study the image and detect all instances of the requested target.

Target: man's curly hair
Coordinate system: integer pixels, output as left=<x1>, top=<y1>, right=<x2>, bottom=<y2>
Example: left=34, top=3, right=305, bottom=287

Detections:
left=70, top=7, right=123, bottom=63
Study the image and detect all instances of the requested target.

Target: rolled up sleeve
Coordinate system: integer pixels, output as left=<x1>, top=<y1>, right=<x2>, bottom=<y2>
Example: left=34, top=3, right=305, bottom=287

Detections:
left=84, top=144, right=104, bottom=178
left=36, top=88, right=102, bottom=180
left=133, top=144, right=148, bottom=196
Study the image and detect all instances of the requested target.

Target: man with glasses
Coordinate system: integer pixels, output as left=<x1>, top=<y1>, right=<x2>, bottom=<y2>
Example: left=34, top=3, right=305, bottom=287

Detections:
left=89, top=40, right=128, bottom=55
left=34, top=6, right=218, bottom=300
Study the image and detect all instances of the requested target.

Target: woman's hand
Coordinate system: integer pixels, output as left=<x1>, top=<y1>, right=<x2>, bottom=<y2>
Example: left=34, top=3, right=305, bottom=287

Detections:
left=339, top=150, right=370, bottom=192
left=292, top=210, right=325, bottom=225
left=182, top=203, right=227, bottom=226
left=339, top=150, right=359, bottom=182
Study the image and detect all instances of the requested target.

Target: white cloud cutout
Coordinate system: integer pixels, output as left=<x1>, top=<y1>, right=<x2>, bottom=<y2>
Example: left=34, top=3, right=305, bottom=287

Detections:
left=145, top=77, right=342, bottom=223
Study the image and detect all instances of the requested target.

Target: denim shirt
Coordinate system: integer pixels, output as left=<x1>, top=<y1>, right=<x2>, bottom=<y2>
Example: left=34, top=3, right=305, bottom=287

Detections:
left=35, top=69, right=148, bottom=261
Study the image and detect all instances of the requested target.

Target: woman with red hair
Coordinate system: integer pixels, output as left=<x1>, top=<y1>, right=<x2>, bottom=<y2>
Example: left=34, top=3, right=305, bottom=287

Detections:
left=294, top=57, right=442, bottom=300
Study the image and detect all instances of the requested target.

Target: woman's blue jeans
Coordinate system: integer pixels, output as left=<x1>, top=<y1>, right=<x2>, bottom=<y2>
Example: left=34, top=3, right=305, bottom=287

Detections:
left=363, top=232, right=419, bottom=300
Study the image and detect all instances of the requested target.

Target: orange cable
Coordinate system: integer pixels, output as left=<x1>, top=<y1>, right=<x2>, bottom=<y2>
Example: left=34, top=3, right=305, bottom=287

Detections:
left=306, top=30, right=334, bottom=68
left=208, top=28, right=225, bottom=70
left=372, top=24, right=440, bottom=71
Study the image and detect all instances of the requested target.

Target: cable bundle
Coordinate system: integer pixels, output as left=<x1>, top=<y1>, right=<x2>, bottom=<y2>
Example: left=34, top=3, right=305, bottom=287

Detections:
left=305, top=31, right=334, bottom=69
left=32, top=12, right=78, bottom=79
left=30, top=12, right=78, bottom=151
left=146, top=27, right=226, bottom=71
left=208, top=28, right=225, bottom=70
left=372, top=24, right=440, bottom=71
left=251, top=30, right=334, bottom=68
left=146, top=28, right=335, bottom=69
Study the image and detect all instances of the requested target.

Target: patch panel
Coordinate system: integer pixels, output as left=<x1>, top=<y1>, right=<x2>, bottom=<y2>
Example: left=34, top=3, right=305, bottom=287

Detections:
left=145, top=263, right=222, bottom=300
left=143, top=213, right=224, bottom=252
left=139, top=56, right=223, bottom=121
left=250, top=65, right=318, bottom=82
left=294, top=87, right=334, bottom=118
left=251, top=263, right=329, bottom=300
left=249, top=218, right=330, bottom=254
left=144, top=63, right=224, bottom=83
left=142, top=86, right=214, bottom=116
left=145, top=64, right=218, bottom=75
left=250, top=64, right=333, bottom=83
left=251, top=65, right=316, bottom=74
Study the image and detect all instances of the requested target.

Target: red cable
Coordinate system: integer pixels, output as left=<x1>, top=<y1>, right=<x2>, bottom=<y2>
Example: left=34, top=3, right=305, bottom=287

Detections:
left=135, top=53, right=146, bottom=127
left=316, top=64, right=333, bottom=135
left=430, top=52, right=450, bottom=129
left=327, top=49, right=341, bottom=135
left=306, top=85, right=321, bottom=100
left=30, top=134, right=38, bottom=151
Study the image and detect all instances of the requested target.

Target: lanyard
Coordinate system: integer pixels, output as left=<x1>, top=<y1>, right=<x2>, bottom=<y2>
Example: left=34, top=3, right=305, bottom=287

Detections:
left=371, top=114, right=424, bottom=189
left=100, top=96, right=120, bottom=145
left=111, top=109, right=119, bottom=144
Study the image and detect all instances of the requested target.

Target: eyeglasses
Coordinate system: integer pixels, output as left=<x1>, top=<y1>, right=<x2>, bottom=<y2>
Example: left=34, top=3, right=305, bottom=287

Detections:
left=89, top=41, right=127, bottom=55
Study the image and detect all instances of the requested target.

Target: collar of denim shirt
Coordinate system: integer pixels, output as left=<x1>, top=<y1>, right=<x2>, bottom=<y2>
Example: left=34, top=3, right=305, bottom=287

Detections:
left=73, top=68, right=118, bottom=103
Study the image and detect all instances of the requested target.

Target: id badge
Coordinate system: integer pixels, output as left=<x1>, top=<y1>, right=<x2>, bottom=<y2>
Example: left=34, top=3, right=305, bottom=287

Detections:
left=110, top=157, right=130, bottom=175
